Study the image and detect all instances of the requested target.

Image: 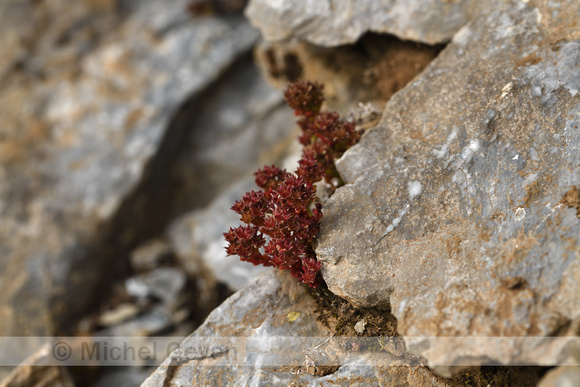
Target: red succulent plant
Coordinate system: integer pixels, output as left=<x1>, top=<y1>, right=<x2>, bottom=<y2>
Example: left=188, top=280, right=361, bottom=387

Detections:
left=224, top=80, right=361, bottom=287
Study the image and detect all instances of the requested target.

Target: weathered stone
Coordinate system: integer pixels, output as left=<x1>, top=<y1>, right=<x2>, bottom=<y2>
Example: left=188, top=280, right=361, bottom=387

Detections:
left=141, top=270, right=330, bottom=386
left=538, top=366, right=580, bottom=387
left=164, top=58, right=300, bottom=293
left=125, top=268, right=187, bottom=308
left=254, top=40, right=383, bottom=113
left=316, top=0, right=580, bottom=376
left=129, top=239, right=173, bottom=272
left=0, top=343, right=75, bottom=387
left=142, top=270, right=450, bottom=386
left=246, top=0, right=480, bottom=46
left=252, top=35, right=445, bottom=151
left=165, top=52, right=298, bottom=213
left=168, top=179, right=272, bottom=293
left=98, top=305, right=173, bottom=337
left=0, top=0, right=259, bottom=335
left=309, top=360, right=447, bottom=387
left=92, top=265, right=197, bottom=336
left=98, top=303, right=141, bottom=327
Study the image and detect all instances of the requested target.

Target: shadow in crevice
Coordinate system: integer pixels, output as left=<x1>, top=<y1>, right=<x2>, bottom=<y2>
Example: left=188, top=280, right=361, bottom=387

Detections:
left=259, top=32, right=446, bottom=112
left=56, top=51, right=262, bottom=334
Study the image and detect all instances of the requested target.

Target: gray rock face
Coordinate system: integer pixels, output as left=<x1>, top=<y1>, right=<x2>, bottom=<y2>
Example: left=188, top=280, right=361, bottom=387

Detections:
left=316, top=0, right=580, bottom=375
left=129, top=239, right=173, bottom=272
left=0, top=0, right=258, bottom=335
left=168, top=179, right=272, bottom=293
left=166, top=53, right=298, bottom=212
left=246, top=0, right=479, bottom=46
left=141, top=270, right=330, bottom=386
left=308, top=360, right=447, bottom=387
left=141, top=270, right=448, bottom=387
left=538, top=366, right=580, bottom=387
left=164, top=56, right=299, bottom=293
left=126, top=268, right=187, bottom=308
left=0, top=343, right=75, bottom=387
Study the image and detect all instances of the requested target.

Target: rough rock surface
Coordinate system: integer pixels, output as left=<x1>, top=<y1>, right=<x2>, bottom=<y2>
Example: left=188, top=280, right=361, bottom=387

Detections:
left=254, top=34, right=443, bottom=119
left=538, top=366, right=580, bottom=387
left=165, top=54, right=298, bottom=213
left=0, top=0, right=258, bottom=335
left=141, top=270, right=448, bottom=387
left=316, top=0, right=580, bottom=376
left=141, top=270, right=329, bottom=386
left=246, top=0, right=479, bottom=46
left=165, top=56, right=298, bottom=293
left=168, top=179, right=272, bottom=293
left=0, top=343, right=75, bottom=387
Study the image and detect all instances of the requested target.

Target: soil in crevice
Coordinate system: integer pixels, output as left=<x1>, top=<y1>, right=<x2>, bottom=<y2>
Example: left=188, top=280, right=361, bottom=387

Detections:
left=309, top=280, right=551, bottom=385
left=258, top=33, right=445, bottom=112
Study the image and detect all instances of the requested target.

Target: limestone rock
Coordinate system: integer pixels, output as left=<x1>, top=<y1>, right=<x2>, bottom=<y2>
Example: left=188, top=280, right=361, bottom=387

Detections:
left=246, top=0, right=480, bottom=46
left=125, top=268, right=187, bottom=308
left=95, top=266, right=195, bottom=337
left=0, top=343, right=75, bottom=387
left=141, top=270, right=331, bottom=386
left=168, top=179, right=272, bottom=293
left=98, top=303, right=141, bottom=327
left=316, top=0, right=580, bottom=376
left=253, top=35, right=442, bottom=118
left=141, top=270, right=450, bottom=386
left=309, top=360, right=447, bottom=387
left=538, top=366, right=580, bottom=387
left=164, top=56, right=299, bottom=293
left=97, top=305, right=173, bottom=337
left=129, top=240, right=174, bottom=272
left=0, top=0, right=258, bottom=336
left=165, top=53, right=297, bottom=213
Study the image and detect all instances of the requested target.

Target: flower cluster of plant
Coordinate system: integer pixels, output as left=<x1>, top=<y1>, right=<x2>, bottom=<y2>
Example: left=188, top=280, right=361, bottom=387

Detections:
left=285, top=81, right=361, bottom=185
left=224, top=80, right=361, bottom=287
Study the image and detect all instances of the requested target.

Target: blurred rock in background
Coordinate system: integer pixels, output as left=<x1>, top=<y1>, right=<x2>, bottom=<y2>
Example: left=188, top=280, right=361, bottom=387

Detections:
left=0, top=0, right=259, bottom=338
left=2, top=0, right=579, bottom=386
left=0, top=0, right=296, bottom=384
